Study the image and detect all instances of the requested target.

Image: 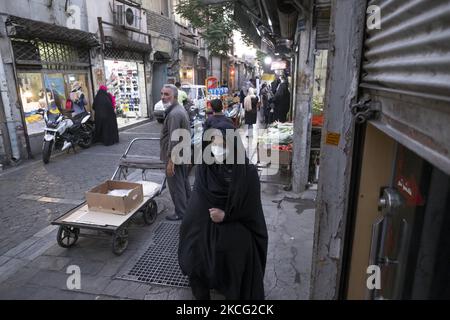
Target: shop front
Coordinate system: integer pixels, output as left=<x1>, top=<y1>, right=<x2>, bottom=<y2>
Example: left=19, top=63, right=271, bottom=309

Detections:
left=345, top=124, right=450, bottom=300
left=179, top=65, right=194, bottom=85
left=180, top=49, right=196, bottom=85
left=103, top=45, right=149, bottom=128
left=17, top=62, right=92, bottom=136
left=5, top=15, right=99, bottom=155
left=220, top=56, right=229, bottom=87
left=152, top=51, right=171, bottom=107
left=196, top=56, right=207, bottom=88
left=341, top=0, right=450, bottom=300
left=228, top=63, right=236, bottom=92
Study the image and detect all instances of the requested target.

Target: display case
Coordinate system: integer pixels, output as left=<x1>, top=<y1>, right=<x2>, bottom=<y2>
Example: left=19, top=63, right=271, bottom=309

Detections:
left=106, top=62, right=141, bottom=117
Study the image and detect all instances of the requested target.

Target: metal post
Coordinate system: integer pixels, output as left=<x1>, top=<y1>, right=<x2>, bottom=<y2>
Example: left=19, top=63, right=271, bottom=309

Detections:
left=97, top=17, right=105, bottom=45
left=292, top=3, right=316, bottom=194
left=310, top=0, right=367, bottom=300
left=0, top=25, right=22, bottom=162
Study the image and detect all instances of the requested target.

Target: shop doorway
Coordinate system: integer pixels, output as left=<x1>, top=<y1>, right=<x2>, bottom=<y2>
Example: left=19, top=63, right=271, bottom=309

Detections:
left=104, top=59, right=147, bottom=127
left=346, top=124, right=450, bottom=299
left=152, top=62, right=166, bottom=107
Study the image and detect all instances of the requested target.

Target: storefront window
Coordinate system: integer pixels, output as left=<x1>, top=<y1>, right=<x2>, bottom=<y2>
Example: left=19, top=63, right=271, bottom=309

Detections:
left=180, top=67, right=194, bottom=85
left=18, top=71, right=91, bottom=135
left=105, top=59, right=145, bottom=121
left=43, top=73, right=67, bottom=113
left=66, top=73, right=91, bottom=112
left=18, top=72, right=46, bottom=135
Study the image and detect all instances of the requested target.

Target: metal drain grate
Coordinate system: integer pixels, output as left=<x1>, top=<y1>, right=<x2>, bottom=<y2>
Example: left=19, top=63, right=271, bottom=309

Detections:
left=118, top=222, right=189, bottom=288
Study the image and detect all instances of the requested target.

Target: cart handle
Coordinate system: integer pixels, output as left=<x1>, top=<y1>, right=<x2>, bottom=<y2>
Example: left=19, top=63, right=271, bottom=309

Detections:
left=123, top=138, right=160, bottom=158
left=111, top=138, right=161, bottom=180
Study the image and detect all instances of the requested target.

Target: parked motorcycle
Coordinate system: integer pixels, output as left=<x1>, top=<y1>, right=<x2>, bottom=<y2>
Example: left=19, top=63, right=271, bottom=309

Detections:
left=38, top=108, right=94, bottom=164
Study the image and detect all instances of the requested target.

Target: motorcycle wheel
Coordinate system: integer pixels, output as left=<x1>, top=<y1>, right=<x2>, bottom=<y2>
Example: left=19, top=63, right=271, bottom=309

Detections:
left=78, top=124, right=93, bottom=149
left=42, top=140, right=53, bottom=164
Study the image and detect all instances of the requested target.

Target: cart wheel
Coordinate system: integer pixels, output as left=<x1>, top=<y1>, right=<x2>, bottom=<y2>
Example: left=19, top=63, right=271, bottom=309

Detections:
left=143, top=200, right=158, bottom=225
left=112, top=228, right=129, bottom=256
left=57, top=226, right=79, bottom=248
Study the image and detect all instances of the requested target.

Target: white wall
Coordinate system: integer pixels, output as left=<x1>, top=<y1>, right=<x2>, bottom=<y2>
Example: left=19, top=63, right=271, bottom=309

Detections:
left=0, top=0, right=89, bottom=32
left=86, top=0, right=149, bottom=44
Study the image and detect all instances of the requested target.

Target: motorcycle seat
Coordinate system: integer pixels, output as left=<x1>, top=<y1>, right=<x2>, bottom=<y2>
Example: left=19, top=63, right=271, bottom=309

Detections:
left=72, top=111, right=90, bottom=124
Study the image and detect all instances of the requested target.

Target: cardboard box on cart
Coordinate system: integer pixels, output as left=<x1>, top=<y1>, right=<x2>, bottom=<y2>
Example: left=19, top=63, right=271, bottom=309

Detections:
left=85, top=180, right=144, bottom=215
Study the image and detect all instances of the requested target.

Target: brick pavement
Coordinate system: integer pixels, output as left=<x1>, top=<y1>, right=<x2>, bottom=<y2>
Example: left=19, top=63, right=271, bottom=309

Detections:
left=0, top=121, right=162, bottom=255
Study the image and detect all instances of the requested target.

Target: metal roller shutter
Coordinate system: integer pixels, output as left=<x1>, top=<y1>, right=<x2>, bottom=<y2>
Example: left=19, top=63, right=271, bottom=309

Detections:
left=314, top=0, right=331, bottom=50
left=360, top=0, right=450, bottom=174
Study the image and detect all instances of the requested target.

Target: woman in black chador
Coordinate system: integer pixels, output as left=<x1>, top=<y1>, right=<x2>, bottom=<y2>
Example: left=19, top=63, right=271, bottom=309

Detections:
left=93, top=85, right=119, bottom=146
left=178, top=123, right=268, bottom=300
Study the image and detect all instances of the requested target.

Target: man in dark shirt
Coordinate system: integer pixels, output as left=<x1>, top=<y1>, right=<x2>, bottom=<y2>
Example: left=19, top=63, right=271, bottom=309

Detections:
left=204, top=99, right=234, bottom=131
left=160, top=84, right=191, bottom=221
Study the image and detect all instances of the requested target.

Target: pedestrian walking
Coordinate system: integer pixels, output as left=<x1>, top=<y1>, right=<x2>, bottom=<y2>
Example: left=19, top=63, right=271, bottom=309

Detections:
left=270, top=76, right=280, bottom=95
left=244, top=87, right=258, bottom=137
left=274, top=75, right=290, bottom=122
left=160, top=84, right=191, bottom=221
left=178, top=122, right=268, bottom=300
left=260, top=83, right=269, bottom=126
left=175, top=81, right=189, bottom=107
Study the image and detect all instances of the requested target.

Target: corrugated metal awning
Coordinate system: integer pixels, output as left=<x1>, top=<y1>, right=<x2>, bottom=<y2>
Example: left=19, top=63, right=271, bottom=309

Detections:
left=233, top=1, right=262, bottom=48
left=5, top=16, right=99, bottom=48
left=104, top=35, right=151, bottom=53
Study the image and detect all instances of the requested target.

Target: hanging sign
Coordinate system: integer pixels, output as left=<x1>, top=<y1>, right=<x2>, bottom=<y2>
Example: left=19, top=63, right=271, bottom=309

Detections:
left=206, top=76, right=218, bottom=90
left=271, top=60, right=288, bottom=70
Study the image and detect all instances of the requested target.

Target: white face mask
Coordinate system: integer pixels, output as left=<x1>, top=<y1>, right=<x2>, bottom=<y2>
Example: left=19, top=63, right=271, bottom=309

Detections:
left=211, top=145, right=227, bottom=163
left=163, top=102, right=171, bottom=109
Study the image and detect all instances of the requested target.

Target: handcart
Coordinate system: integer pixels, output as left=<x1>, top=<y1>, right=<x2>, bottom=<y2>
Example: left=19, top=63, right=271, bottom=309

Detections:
left=51, top=138, right=166, bottom=255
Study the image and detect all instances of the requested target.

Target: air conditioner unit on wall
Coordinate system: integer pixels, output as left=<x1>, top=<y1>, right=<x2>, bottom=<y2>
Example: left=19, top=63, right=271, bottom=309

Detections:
left=115, top=4, right=141, bottom=31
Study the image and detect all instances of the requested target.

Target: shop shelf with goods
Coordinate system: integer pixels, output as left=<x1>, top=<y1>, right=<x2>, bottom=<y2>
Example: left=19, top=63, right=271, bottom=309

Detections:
left=108, top=68, right=141, bottom=118
left=257, top=122, right=294, bottom=168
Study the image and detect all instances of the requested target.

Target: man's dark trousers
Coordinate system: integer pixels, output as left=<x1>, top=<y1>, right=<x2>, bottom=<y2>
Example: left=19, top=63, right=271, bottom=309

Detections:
left=167, top=164, right=191, bottom=219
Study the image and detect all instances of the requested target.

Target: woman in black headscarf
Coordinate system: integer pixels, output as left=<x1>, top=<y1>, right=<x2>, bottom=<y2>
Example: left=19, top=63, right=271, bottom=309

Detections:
left=93, top=85, right=119, bottom=146
left=274, top=76, right=290, bottom=123
left=244, top=87, right=259, bottom=137
left=178, top=123, right=268, bottom=300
